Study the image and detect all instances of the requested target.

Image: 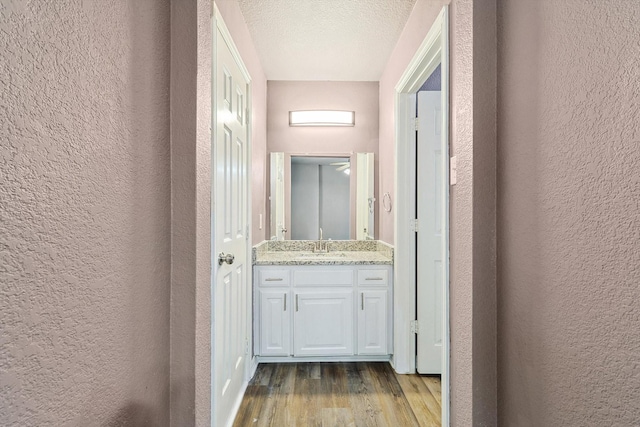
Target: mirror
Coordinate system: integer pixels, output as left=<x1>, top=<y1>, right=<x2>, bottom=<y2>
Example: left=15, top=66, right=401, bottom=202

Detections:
left=269, top=152, right=375, bottom=240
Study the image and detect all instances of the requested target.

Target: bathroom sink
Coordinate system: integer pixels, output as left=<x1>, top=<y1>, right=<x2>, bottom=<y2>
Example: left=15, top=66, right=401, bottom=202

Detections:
left=294, top=252, right=347, bottom=258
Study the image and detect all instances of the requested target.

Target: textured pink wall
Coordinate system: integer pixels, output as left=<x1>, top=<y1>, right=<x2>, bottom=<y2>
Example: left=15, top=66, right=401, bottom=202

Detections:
left=470, top=0, right=497, bottom=423
left=169, top=1, right=213, bottom=425
left=1, top=1, right=171, bottom=425
left=378, top=0, right=497, bottom=424
left=169, top=1, right=268, bottom=424
left=497, top=0, right=640, bottom=425
left=194, top=2, right=215, bottom=424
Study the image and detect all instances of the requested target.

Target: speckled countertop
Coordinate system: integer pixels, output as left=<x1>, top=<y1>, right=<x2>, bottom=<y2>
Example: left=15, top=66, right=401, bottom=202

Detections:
left=253, top=240, right=394, bottom=266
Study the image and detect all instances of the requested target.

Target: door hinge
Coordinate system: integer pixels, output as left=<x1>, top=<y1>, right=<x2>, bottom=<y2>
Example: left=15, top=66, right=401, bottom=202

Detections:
left=245, top=339, right=250, bottom=355
left=410, top=320, right=419, bottom=334
left=450, top=155, right=458, bottom=186
left=246, top=225, right=250, bottom=241
left=410, top=219, right=419, bottom=232
left=414, top=117, right=419, bottom=131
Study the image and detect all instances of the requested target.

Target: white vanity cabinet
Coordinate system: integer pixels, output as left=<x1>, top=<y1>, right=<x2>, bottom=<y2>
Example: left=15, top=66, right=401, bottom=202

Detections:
left=254, top=265, right=392, bottom=361
left=357, top=269, right=390, bottom=355
left=293, top=290, right=354, bottom=356
left=258, top=288, right=291, bottom=356
left=256, top=269, right=291, bottom=356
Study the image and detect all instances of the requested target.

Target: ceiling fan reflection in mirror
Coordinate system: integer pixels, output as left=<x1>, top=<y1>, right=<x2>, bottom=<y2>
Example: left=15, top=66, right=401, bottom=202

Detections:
left=330, top=161, right=350, bottom=173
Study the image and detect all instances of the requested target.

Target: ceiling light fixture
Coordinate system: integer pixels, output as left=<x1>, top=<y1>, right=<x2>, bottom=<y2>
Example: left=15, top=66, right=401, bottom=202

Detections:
left=289, top=110, right=355, bottom=127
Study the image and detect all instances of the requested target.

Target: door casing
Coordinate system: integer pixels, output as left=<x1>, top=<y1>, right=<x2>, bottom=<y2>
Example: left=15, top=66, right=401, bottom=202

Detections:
left=393, top=6, right=450, bottom=426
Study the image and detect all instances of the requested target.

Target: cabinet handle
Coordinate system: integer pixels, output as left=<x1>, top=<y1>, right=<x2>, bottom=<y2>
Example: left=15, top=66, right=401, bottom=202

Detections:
left=284, top=294, right=287, bottom=311
left=295, top=294, right=299, bottom=312
left=265, top=278, right=283, bottom=282
left=361, top=293, right=364, bottom=310
left=365, top=277, right=383, bottom=281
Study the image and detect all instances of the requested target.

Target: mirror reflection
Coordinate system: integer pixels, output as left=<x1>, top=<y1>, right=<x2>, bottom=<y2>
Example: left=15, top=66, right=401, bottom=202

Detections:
left=269, top=152, right=375, bottom=241
left=291, top=156, right=350, bottom=240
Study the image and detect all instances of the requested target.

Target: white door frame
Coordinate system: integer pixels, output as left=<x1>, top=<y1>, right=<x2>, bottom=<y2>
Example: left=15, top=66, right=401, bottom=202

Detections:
left=393, top=6, right=450, bottom=426
left=211, top=5, right=254, bottom=426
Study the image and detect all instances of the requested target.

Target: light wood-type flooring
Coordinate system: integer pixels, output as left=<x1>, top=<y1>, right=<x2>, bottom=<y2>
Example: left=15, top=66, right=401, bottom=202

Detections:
left=232, top=362, right=441, bottom=427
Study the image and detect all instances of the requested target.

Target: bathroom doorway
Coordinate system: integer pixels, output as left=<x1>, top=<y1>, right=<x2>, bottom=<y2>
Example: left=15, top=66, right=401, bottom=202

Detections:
left=394, top=6, right=450, bottom=426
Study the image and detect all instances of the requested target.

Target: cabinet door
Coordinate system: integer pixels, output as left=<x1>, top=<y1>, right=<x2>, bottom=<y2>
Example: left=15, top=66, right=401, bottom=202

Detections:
left=294, top=291, right=354, bottom=356
left=259, top=289, right=291, bottom=356
left=357, top=290, right=388, bottom=355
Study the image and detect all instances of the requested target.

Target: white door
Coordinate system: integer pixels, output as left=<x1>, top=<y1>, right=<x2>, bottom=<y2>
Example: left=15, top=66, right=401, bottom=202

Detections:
left=416, top=90, right=444, bottom=374
left=269, top=152, right=286, bottom=240
left=293, top=291, right=354, bottom=356
left=258, top=289, right=291, bottom=356
left=357, top=289, right=388, bottom=355
left=213, top=19, right=251, bottom=427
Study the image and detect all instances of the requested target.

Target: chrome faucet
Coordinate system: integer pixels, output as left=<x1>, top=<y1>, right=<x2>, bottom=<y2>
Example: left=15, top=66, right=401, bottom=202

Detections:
left=314, top=227, right=328, bottom=253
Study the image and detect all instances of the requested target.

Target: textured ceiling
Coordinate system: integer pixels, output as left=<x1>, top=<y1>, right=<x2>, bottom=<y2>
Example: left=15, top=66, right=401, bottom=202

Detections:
left=237, top=0, right=417, bottom=81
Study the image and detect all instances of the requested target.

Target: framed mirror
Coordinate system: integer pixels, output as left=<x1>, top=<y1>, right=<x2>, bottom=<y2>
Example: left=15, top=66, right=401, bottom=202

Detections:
left=269, top=152, right=375, bottom=240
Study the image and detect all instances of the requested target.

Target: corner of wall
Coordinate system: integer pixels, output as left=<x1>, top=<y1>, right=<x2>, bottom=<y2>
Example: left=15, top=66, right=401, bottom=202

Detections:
left=471, top=0, right=498, bottom=424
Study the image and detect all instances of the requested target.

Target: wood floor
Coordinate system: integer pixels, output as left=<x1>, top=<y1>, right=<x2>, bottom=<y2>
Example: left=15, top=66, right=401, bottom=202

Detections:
left=232, top=362, right=441, bottom=427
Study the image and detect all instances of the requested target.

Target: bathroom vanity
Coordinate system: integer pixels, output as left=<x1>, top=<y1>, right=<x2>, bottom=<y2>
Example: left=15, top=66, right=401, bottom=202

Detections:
left=252, top=240, right=393, bottom=362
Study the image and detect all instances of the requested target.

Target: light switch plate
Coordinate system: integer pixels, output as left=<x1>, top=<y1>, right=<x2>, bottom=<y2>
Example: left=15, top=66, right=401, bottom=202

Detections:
left=450, top=156, right=457, bottom=186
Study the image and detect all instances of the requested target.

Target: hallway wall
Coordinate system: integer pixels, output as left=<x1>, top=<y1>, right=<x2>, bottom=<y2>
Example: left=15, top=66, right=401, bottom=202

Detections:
left=170, top=1, right=268, bottom=425
left=497, top=0, right=640, bottom=425
left=379, top=0, right=497, bottom=425
left=1, top=1, right=171, bottom=425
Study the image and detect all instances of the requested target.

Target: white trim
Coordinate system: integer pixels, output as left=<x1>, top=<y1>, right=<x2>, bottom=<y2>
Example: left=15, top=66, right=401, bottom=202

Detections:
left=441, top=11, right=450, bottom=426
left=213, top=5, right=251, bottom=84
left=257, top=355, right=392, bottom=363
left=243, top=38, right=254, bottom=390
left=210, top=12, right=217, bottom=426
left=222, top=380, right=249, bottom=427
left=394, top=11, right=443, bottom=94
left=394, top=6, right=450, bottom=427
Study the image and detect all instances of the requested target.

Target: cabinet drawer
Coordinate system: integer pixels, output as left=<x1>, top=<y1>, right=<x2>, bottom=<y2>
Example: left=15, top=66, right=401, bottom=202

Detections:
left=293, top=270, right=353, bottom=287
left=357, top=269, right=389, bottom=285
left=258, top=269, right=290, bottom=286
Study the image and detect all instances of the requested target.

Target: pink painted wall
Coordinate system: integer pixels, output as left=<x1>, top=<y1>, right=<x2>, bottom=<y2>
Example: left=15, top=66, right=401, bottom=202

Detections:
left=497, top=0, right=640, bottom=425
left=378, top=0, right=497, bottom=424
left=169, top=1, right=213, bottom=425
left=379, top=0, right=447, bottom=245
left=267, top=81, right=379, bottom=154
left=170, top=0, right=268, bottom=424
left=1, top=1, right=171, bottom=425
left=267, top=80, right=379, bottom=238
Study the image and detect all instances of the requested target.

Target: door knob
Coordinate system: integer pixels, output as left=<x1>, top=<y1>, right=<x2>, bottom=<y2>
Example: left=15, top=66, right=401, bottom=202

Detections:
left=218, top=252, right=235, bottom=266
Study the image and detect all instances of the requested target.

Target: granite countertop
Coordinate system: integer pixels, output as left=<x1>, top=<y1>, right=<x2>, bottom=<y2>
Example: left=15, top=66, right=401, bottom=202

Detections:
left=253, top=240, right=394, bottom=266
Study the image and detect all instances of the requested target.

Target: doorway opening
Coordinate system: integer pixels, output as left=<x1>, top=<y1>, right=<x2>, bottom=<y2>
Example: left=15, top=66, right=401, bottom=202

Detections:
left=394, top=6, right=450, bottom=426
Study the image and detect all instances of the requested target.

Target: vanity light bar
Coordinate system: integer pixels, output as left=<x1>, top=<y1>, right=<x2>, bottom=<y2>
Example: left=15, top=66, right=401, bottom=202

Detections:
left=289, top=110, right=355, bottom=127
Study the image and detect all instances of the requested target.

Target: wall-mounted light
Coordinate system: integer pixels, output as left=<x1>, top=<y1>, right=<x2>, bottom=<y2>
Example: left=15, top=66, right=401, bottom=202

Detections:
left=289, top=110, right=355, bottom=127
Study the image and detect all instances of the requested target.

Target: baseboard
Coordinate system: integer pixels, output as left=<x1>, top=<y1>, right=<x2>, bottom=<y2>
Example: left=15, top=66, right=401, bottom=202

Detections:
left=249, top=356, right=258, bottom=378
left=256, top=355, right=392, bottom=363
left=224, top=379, right=249, bottom=427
